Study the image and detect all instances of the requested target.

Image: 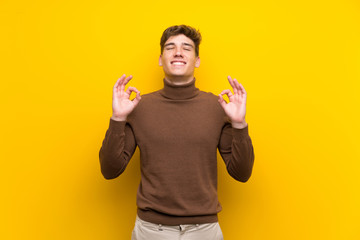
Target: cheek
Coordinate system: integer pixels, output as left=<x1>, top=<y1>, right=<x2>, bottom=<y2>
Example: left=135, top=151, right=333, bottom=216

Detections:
left=162, top=55, right=171, bottom=64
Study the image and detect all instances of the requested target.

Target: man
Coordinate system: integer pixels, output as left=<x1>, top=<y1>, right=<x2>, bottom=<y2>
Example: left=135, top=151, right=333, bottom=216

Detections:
left=99, top=25, right=255, bottom=240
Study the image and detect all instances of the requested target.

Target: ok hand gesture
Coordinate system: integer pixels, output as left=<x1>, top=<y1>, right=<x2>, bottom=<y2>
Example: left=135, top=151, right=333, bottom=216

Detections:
left=218, top=76, right=248, bottom=129
left=111, top=74, right=141, bottom=121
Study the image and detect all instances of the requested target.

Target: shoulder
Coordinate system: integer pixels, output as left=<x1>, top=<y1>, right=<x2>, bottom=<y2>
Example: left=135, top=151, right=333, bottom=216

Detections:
left=197, top=90, right=227, bottom=114
left=137, top=90, right=162, bottom=103
left=129, top=90, right=161, bottom=113
left=198, top=90, right=222, bottom=106
left=198, top=90, right=218, bottom=100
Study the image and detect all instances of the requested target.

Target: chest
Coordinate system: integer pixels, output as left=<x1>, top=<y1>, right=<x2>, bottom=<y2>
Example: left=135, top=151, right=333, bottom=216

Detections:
left=130, top=99, right=225, bottom=148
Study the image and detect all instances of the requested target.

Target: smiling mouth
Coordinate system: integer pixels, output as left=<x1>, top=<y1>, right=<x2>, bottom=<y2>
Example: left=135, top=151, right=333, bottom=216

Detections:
left=171, top=61, right=186, bottom=65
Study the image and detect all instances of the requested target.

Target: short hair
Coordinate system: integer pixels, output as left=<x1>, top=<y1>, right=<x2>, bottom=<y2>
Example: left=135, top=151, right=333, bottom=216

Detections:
left=160, top=25, right=202, bottom=57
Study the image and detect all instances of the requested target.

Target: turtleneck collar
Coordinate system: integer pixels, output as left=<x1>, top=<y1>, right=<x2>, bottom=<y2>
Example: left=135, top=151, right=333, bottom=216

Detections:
left=159, top=77, right=200, bottom=100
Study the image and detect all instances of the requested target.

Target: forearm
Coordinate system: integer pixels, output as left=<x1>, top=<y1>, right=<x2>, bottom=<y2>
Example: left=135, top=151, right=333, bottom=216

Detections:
left=227, top=126, right=255, bottom=182
left=99, top=118, right=136, bottom=179
left=219, top=124, right=255, bottom=182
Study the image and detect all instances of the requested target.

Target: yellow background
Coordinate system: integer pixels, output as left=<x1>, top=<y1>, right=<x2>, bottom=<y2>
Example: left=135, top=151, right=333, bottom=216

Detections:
left=1, top=0, right=359, bottom=239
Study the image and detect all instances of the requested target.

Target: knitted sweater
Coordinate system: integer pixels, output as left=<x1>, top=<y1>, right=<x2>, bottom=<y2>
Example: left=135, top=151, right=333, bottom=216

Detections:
left=99, top=78, right=255, bottom=225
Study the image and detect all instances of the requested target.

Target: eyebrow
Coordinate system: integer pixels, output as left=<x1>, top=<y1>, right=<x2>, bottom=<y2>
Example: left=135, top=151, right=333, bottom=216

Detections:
left=164, top=42, right=194, bottom=48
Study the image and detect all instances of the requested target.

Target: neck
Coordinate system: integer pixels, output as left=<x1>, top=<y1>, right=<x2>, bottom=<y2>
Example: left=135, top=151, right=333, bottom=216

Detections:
left=160, top=77, right=200, bottom=100
left=164, top=75, right=195, bottom=86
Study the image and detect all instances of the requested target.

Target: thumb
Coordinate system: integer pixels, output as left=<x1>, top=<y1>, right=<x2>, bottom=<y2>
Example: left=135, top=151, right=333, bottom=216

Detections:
left=218, top=94, right=227, bottom=109
left=132, top=92, right=141, bottom=106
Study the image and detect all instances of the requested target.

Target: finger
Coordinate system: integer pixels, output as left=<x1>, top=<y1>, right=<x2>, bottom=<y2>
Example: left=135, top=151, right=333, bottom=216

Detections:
left=239, top=83, right=247, bottom=96
left=132, top=92, right=142, bottom=106
left=232, top=79, right=244, bottom=102
left=220, top=89, right=233, bottom=97
left=120, top=75, right=133, bottom=92
left=114, top=74, right=127, bottom=95
left=239, top=84, right=247, bottom=104
left=227, top=76, right=238, bottom=94
left=118, top=74, right=126, bottom=86
left=114, top=74, right=126, bottom=90
left=218, top=94, right=227, bottom=109
left=113, top=75, right=126, bottom=97
left=122, top=75, right=133, bottom=87
left=218, top=93, right=227, bottom=102
left=232, top=78, right=242, bottom=93
left=236, top=82, right=247, bottom=103
left=125, top=86, right=140, bottom=96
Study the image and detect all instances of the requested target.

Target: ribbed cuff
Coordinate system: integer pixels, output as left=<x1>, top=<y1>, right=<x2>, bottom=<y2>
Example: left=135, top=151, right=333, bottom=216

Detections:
left=232, top=124, right=249, bottom=141
left=109, top=118, right=126, bottom=132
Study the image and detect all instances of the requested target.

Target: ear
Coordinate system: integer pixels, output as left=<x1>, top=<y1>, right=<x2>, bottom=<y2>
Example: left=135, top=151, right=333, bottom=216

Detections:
left=195, top=56, right=200, bottom=68
left=159, top=55, right=163, bottom=66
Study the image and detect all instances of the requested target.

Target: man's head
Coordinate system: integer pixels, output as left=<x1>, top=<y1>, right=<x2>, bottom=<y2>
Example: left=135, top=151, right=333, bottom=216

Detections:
left=160, top=25, right=202, bottom=57
left=159, top=25, right=202, bottom=84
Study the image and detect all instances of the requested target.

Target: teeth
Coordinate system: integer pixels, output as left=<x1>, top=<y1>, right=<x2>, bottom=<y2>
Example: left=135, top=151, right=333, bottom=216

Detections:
left=172, top=62, right=185, bottom=65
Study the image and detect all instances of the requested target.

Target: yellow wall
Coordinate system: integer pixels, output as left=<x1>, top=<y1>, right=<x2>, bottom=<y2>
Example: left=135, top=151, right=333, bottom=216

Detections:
left=1, top=0, right=359, bottom=239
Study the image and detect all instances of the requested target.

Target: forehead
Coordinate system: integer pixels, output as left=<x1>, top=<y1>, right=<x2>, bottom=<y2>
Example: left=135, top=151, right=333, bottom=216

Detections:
left=165, top=34, right=195, bottom=46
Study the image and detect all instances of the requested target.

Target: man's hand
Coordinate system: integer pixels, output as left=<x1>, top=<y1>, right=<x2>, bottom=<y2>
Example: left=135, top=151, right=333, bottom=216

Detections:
left=218, top=76, right=248, bottom=129
left=111, top=74, right=141, bottom=121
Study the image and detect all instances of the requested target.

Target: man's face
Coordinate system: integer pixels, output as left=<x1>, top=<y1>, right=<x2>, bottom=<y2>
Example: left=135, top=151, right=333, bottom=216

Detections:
left=159, top=34, right=200, bottom=80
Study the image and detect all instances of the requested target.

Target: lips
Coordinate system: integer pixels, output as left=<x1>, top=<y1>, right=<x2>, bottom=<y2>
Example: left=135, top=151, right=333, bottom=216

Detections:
left=171, top=60, right=186, bottom=65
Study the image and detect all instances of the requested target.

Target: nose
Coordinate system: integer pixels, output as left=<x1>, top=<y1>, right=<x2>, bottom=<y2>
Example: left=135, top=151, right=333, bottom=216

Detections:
left=174, top=47, right=183, bottom=57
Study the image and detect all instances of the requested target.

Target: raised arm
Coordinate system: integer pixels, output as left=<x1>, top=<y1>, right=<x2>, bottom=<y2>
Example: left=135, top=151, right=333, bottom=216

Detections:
left=99, top=74, right=141, bottom=179
left=218, top=76, right=254, bottom=182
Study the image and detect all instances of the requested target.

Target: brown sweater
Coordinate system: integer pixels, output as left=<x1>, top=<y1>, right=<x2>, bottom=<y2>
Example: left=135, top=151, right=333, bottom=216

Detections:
left=99, top=78, right=255, bottom=225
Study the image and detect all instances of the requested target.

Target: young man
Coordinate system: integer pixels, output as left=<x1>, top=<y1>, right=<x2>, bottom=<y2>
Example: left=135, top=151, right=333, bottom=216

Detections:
left=99, top=25, right=255, bottom=240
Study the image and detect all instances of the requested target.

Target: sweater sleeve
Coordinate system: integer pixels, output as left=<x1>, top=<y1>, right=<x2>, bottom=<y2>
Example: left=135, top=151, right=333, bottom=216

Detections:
left=99, top=118, right=137, bottom=179
left=218, top=122, right=255, bottom=182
